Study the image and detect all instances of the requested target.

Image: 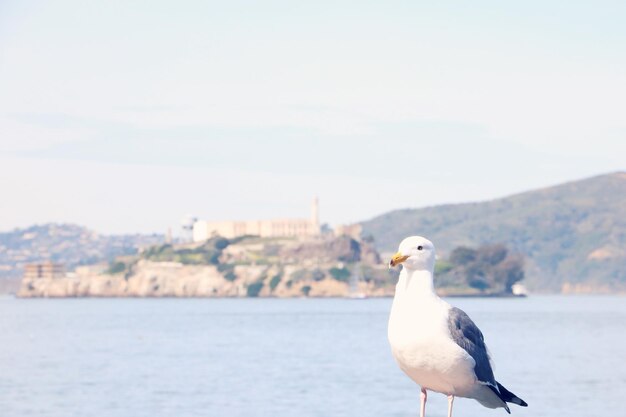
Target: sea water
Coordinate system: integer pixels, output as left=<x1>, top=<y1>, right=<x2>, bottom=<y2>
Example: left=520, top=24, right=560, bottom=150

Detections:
left=0, top=295, right=624, bottom=417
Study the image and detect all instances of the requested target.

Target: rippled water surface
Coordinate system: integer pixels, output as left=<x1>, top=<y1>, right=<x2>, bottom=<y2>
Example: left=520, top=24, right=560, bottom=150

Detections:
left=1, top=295, right=625, bottom=417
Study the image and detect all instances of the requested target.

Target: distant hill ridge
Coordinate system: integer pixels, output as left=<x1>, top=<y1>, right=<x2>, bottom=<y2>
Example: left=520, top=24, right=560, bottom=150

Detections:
left=0, top=224, right=163, bottom=279
left=360, top=172, right=626, bottom=292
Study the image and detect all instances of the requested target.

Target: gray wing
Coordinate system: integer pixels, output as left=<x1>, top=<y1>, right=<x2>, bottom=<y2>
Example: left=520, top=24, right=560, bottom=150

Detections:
left=447, top=307, right=497, bottom=387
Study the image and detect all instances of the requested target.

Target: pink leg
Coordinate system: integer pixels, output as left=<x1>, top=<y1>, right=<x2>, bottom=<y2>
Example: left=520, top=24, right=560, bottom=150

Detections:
left=420, top=387, right=427, bottom=417
left=447, top=395, right=454, bottom=417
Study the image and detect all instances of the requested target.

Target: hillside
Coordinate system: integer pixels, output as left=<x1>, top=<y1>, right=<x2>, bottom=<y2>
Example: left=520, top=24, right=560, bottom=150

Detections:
left=360, top=172, right=626, bottom=292
left=0, top=224, right=163, bottom=279
left=19, top=236, right=393, bottom=298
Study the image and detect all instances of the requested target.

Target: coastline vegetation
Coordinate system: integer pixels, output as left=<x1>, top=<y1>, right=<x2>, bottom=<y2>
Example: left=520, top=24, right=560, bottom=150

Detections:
left=97, top=234, right=525, bottom=297
left=437, top=243, right=525, bottom=294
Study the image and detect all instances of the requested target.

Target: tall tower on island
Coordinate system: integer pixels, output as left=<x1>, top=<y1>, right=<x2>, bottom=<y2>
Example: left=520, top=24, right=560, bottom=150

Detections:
left=311, top=197, right=320, bottom=235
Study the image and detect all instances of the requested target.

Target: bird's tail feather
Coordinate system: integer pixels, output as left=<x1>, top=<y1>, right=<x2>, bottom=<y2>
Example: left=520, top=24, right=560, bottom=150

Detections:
left=496, top=381, right=528, bottom=407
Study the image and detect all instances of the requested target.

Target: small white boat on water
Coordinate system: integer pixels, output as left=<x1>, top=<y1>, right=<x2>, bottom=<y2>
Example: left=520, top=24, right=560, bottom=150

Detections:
left=511, top=283, right=529, bottom=297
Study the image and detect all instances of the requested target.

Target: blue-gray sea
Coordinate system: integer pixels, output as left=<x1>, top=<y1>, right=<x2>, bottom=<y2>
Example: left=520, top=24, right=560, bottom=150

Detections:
left=1, top=295, right=625, bottom=417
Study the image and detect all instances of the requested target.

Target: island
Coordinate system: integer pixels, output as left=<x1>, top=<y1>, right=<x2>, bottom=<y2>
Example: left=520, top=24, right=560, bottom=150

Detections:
left=18, top=235, right=525, bottom=298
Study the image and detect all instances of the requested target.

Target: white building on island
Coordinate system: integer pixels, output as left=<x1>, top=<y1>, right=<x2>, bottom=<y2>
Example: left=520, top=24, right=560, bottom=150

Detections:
left=192, top=198, right=321, bottom=241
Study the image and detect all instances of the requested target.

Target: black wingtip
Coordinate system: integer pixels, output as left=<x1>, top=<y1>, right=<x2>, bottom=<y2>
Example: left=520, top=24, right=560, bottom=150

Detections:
left=509, top=396, right=528, bottom=407
left=496, top=381, right=528, bottom=408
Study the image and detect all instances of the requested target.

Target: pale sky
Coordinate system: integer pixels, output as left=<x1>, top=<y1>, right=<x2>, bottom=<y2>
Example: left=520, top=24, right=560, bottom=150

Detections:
left=1, top=1, right=625, bottom=234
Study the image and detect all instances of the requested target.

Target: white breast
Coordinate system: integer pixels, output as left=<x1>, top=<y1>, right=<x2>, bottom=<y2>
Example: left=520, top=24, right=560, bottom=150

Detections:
left=388, top=290, right=477, bottom=396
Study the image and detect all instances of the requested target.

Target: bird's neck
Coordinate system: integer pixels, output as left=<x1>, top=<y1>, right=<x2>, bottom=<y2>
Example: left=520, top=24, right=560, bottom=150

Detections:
left=396, top=268, right=436, bottom=298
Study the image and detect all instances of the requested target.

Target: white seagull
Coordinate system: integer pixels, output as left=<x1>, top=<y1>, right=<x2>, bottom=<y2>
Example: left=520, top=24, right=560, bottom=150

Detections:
left=388, top=236, right=527, bottom=417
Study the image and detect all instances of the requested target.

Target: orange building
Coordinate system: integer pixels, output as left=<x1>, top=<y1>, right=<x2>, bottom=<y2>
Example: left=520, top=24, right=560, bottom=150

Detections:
left=23, top=262, right=66, bottom=279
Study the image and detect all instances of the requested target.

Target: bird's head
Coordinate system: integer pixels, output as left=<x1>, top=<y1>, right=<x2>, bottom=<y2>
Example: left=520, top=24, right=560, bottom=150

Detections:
left=389, top=236, right=436, bottom=271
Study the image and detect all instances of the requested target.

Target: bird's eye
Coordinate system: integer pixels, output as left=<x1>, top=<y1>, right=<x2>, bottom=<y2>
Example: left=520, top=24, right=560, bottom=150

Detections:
left=417, top=246, right=423, bottom=251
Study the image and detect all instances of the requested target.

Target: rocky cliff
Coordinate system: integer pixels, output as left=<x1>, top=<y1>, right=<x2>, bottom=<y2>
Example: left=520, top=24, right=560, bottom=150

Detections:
left=18, top=236, right=394, bottom=298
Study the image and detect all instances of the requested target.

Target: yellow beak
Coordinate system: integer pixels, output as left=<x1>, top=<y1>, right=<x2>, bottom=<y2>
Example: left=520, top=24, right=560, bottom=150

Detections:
left=389, top=252, right=409, bottom=267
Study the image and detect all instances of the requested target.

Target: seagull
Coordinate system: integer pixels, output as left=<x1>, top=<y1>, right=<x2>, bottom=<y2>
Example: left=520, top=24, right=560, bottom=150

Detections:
left=387, top=236, right=527, bottom=417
